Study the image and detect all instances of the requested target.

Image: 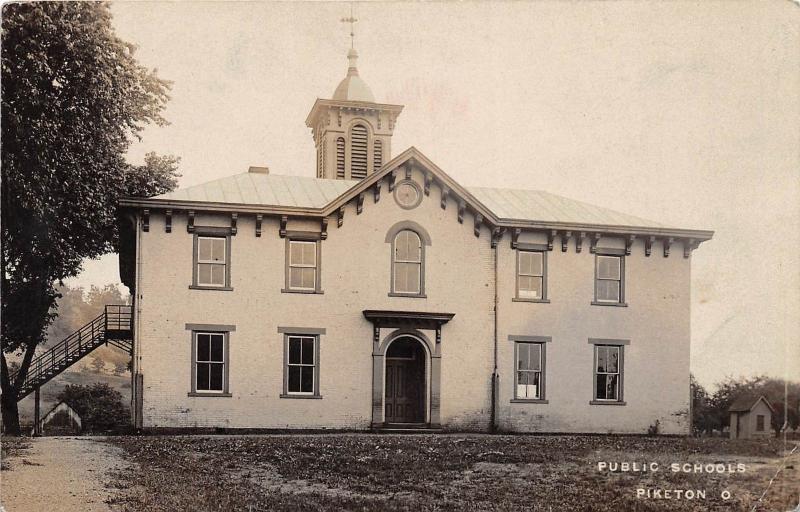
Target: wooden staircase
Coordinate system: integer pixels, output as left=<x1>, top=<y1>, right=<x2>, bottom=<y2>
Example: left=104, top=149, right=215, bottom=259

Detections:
left=9, top=305, right=133, bottom=401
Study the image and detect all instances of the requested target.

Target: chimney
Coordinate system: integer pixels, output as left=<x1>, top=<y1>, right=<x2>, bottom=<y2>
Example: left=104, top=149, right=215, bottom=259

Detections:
left=248, top=166, right=269, bottom=174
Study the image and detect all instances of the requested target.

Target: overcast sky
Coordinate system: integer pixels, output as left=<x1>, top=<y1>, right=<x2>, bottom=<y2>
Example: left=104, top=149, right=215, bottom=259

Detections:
left=70, top=1, right=799, bottom=388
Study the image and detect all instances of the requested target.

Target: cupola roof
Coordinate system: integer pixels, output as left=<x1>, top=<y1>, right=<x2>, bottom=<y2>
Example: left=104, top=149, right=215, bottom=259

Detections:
left=332, top=48, right=375, bottom=103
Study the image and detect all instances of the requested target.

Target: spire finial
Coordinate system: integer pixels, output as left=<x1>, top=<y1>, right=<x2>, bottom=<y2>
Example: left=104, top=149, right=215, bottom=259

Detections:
left=340, top=3, right=358, bottom=50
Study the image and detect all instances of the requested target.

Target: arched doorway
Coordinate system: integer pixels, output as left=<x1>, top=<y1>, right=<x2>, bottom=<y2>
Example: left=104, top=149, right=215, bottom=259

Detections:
left=384, top=336, right=427, bottom=424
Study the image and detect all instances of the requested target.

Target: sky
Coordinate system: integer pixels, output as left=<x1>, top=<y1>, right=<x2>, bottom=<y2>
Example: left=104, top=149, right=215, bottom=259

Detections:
left=68, top=1, right=799, bottom=389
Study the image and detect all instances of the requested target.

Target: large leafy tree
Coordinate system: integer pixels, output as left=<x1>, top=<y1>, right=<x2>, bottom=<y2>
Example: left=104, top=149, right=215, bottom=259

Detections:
left=1, top=2, right=179, bottom=434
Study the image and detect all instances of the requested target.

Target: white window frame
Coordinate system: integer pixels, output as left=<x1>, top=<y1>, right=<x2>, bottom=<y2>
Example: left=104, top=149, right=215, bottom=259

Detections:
left=594, top=253, right=625, bottom=305
left=190, top=331, right=230, bottom=395
left=287, top=239, right=319, bottom=292
left=515, top=342, right=544, bottom=400
left=392, top=230, right=423, bottom=295
left=593, top=344, right=623, bottom=403
left=515, top=246, right=547, bottom=301
left=278, top=328, right=325, bottom=399
left=194, top=235, right=229, bottom=288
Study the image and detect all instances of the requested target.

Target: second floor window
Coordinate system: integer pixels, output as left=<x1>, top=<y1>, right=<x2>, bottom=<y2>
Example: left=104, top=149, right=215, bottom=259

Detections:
left=595, top=254, right=624, bottom=304
left=195, top=235, right=229, bottom=288
left=288, top=240, right=319, bottom=292
left=517, top=249, right=546, bottom=300
left=392, top=230, right=423, bottom=295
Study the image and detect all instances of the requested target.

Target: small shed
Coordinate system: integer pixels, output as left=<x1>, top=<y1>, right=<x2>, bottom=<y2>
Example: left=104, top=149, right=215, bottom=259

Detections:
left=729, top=395, right=773, bottom=439
left=31, top=400, right=82, bottom=436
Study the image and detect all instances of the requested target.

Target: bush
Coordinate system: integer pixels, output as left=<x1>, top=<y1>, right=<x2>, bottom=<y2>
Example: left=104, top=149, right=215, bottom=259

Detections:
left=56, top=383, right=130, bottom=433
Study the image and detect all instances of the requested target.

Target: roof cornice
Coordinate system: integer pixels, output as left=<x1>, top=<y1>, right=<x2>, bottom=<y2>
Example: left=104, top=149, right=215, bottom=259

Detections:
left=305, top=98, right=404, bottom=127
left=120, top=146, right=714, bottom=244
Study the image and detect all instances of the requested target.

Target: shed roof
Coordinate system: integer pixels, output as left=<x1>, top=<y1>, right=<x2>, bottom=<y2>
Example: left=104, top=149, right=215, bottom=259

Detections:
left=728, top=395, right=774, bottom=413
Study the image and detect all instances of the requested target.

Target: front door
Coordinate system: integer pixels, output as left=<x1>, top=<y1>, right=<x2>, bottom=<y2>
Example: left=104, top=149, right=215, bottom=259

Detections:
left=385, top=337, right=425, bottom=424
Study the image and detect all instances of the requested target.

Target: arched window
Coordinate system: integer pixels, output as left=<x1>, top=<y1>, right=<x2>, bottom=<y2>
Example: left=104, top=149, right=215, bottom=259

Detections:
left=373, top=139, right=383, bottom=171
left=350, top=124, right=368, bottom=179
left=336, top=137, right=345, bottom=179
left=392, top=230, right=423, bottom=295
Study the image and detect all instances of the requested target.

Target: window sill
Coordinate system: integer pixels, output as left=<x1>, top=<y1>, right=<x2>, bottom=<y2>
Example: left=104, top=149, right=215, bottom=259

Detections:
left=590, top=400, right=626, bottom=406
left=591, top=301, right=628, bottom=307
left=388, top=292, right=427, bottom=298
left=281, top=289, right=324, bottom=294
left=189, top=285, right=234, bottom=291
left=188, top=392, right=232, bottom=397
left=512, top=298, right=550, bottom=304
left=280, top=394, right=323, bottom=399
left=510, top=399, right=549, bottom=404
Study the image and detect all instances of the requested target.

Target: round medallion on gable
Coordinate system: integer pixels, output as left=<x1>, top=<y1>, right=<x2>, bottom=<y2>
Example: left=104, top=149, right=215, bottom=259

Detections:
left=394, top=179, right=422, bottom=210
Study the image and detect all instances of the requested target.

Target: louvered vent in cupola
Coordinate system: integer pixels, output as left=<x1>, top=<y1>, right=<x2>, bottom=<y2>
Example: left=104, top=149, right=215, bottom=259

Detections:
left=336, top=137, right=345, bottom=179
left=374, top=140, right=383, bottom=171
left=350, top=124, right=368, bottom=179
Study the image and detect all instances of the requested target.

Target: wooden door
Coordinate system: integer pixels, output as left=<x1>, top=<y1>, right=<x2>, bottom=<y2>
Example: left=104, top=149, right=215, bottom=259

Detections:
left=385, top=359, right=421, bottom=423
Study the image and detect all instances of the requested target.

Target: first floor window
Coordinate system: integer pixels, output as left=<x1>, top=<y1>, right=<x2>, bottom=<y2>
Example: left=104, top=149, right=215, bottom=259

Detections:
left=195, top=332, right=225, bottom=392
left=288, top=240, right=319, bottom=291
left=595, top=254, right=623, bottom=303
left=286, top=335, right=317, bottom=394
left=756, top=415, right=765, bottom=432
left=594, top=345, right=622, bottom=401
left=515, top=342, right=543, bottom=399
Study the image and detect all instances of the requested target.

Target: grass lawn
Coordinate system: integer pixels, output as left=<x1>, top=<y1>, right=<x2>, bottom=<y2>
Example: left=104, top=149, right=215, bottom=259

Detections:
left=106, top=434, right=799, bottom=512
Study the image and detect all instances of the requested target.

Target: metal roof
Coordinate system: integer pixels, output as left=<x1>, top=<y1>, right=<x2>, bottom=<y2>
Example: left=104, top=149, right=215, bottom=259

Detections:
left=155, top=173, right=358, bottom=209
left=467, top=186, right=664, bottom=229
left=156, top=172, right=664, bottom=229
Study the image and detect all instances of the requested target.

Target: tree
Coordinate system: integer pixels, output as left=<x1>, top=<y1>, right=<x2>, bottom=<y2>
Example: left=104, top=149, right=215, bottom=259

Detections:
left=56, top=383, right=130, bottom=432
left=1, top=3, right=179, bottom=434
left=691, top=374, right=712, bottom=436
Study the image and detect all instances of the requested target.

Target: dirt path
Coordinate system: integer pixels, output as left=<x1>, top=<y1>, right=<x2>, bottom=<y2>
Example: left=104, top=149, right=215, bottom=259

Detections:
left=0, top=437, right=129, bottom=512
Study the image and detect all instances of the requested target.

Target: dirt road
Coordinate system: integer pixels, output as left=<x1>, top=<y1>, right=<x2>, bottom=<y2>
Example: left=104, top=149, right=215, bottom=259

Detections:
left=1, top=437, right=129, bottom=512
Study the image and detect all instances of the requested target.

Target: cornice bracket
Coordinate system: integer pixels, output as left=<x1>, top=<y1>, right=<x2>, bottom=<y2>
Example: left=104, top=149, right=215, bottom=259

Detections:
left=547, top=229, right=557, bottom=251
left=424, top=172, right=433, bottom=196
left=457, top=200, right=466, bottom=224
left=576, top=231, right=586, bottom=253
left=405, top=162, right=413, bottom=180
left=165, top=209, right=172, bottom=233
left=663, top=237, right=674, bottom=258
left=683, top=238, right=698, bottom=258
left=255, top=214, right=263, bottom=237
left=645, top=236, right=655, bottom=257
left=491, top=227, right=505, bottom=248
left=279, top=215, right=287, bottom=238
left=230, top=213, right=238, bottom=236
left=589, top=233, right=601, bottom=254
left=374, top=179, right=382, bottom=203
left=337, top=207, right=345, bottom=228
left=321, top=218, right=328, bottom=240
left=474, top=214, right=483, bottom=237
left=440, top=186, right=450, bottom=210
left=142, top=209, right=150, bottom=232
left=511, top=228, right=521, bottom=249
left=625, top=235, right=635, bottom=256
left=561, top=231, right=572, bottom=252
left=388, top=169, right=398, bottom=192
left=356, top=193, right=365, bottom=215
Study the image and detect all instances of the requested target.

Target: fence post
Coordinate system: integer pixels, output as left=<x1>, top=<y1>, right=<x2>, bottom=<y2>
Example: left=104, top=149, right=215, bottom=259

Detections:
left=34, top=387, right=41, bottom=436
